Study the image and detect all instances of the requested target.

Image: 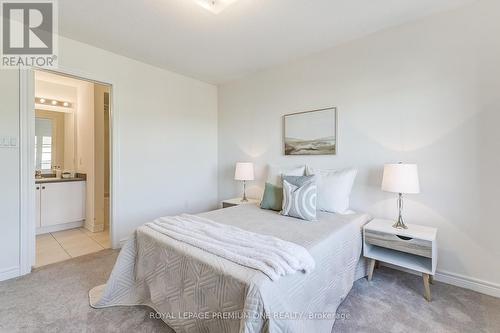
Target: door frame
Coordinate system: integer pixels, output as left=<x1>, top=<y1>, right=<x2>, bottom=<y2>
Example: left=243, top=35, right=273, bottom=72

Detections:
left=19, top=66, right=119, bottom=274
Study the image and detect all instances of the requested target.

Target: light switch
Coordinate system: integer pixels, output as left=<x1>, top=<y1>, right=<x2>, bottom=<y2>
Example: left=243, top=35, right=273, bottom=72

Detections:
left=0, top=136, right=18, bottom=147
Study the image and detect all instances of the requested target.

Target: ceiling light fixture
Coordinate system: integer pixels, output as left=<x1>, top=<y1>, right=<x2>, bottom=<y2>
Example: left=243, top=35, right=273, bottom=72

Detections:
left=36, top=97, right=72, bottom=108
left=195, top=0, right=238, bottom=14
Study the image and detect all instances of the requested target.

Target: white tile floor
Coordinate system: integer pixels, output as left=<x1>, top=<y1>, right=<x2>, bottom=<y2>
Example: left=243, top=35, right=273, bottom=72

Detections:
left=35, top=227, right=110, bottom=268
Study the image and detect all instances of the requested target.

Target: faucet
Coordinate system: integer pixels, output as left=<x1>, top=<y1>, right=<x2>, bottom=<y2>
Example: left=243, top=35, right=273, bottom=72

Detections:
left=35, top=170, right=42, bottom=179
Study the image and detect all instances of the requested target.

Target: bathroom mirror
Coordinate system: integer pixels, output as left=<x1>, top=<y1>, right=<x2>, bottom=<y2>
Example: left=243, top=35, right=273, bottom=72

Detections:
left=35, top=109, right=76, bottom=173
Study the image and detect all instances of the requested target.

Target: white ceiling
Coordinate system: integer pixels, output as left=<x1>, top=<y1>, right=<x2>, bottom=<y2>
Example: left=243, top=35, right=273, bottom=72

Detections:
left=58, top=0, right=474, bottom=84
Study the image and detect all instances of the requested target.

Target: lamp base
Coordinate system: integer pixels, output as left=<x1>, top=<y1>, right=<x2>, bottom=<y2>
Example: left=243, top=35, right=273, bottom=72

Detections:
left=392, top=215, right=408, bottom=229
left=241, top=180, right=248, bottom=202
left=392, top=193, right=408, bottom=229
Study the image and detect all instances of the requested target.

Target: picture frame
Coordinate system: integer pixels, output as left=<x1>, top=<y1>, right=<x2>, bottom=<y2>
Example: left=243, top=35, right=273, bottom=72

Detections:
left=283, top=107, right=337, bottom=155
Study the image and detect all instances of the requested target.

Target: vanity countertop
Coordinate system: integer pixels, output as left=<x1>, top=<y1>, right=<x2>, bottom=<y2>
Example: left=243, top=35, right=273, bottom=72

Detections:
left=35, top=177, right=86, bottom=184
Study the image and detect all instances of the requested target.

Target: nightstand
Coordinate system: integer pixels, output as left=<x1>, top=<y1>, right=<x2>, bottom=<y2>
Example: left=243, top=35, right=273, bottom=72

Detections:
left=221, top=197, right=260, bottom=208
left=363, top=218, right=438, bottom=301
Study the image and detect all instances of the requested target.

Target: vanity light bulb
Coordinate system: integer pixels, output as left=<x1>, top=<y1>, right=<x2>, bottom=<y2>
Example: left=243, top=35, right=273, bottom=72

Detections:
left=39, top=98, right=46, bottom=104
left=63, top=102, right=69, bottom=107
left=51, top=100, right=58, bottom=105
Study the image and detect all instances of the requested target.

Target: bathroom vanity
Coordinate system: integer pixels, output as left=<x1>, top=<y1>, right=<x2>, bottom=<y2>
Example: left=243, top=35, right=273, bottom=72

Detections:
left=35, top=177, right=86, bottom=234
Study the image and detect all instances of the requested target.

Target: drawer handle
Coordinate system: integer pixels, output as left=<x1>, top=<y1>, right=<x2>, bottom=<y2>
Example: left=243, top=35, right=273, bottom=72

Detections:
left=396, top=235, right=413, bottom=241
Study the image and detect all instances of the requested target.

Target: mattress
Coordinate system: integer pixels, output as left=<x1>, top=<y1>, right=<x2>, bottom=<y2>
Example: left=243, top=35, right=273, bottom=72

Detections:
left=90, top=204, right=371, bottom=333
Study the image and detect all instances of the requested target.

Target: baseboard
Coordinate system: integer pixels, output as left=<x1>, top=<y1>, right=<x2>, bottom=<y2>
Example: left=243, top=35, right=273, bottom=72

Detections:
left=380, top=263, right=500, bottom=298
left=36, top=221, right=84, bottom=235
left=434, top=270, right=500, bottom=298
left=0, top=266, right=20, bottom=282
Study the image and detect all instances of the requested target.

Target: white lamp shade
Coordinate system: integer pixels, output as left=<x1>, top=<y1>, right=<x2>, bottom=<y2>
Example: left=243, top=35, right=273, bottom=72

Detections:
left=382, top=164, right=420, bottom=194
left=234, top=162, right=254, bottom=181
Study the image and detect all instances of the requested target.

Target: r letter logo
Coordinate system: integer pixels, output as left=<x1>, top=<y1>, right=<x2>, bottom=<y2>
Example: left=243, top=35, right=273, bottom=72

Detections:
left=1, top=1, right=58, bottom=68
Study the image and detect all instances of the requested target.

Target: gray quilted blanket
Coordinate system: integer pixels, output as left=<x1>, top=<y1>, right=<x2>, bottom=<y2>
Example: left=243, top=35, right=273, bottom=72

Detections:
left=89, top=205, right=371, bottom=333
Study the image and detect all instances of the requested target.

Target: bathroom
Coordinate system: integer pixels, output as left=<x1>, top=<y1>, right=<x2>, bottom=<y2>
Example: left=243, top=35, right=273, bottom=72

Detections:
left=34, top=70, right=111, bottom=267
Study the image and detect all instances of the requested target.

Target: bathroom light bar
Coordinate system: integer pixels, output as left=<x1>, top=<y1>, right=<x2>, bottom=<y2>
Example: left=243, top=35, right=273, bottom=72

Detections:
left=35, top=97, right=72, bottom=108
left=195, top=0, right=238, bottom=14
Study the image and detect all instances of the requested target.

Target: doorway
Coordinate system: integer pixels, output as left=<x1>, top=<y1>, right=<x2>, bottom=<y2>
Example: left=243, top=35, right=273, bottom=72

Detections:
left=20, top=68, right=114, bottom=270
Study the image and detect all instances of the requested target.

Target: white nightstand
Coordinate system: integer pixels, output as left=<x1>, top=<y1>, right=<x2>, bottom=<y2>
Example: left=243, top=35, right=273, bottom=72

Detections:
left=221, top=197, right=260, bottom=208
left=363, top=218, right=438, bottom=301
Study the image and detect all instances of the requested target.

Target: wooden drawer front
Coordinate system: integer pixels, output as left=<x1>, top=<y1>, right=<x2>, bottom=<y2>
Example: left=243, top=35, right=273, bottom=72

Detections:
left=365, top=230, right=432, bottom=258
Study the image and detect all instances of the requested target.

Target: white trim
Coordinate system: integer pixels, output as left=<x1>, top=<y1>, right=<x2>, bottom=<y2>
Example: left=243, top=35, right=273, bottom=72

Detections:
left=0, top=266, right=20, bottom=282
left=19, top=65, right=120, bottom=280
left=434, top=270, right=500, bottom=298
left=380, top=263, right=500, bottom=298
left=19, top=68, right=36, bottom=276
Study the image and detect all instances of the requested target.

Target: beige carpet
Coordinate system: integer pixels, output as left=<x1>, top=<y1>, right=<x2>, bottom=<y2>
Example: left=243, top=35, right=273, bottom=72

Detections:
left=0, top=249, right=499, bottom=332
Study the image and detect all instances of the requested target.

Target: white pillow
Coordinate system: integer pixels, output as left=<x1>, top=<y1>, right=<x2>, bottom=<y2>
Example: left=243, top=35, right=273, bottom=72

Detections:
left=267, top=165, right=306, bottom=186
left=306, top=166, right=357, bottom=214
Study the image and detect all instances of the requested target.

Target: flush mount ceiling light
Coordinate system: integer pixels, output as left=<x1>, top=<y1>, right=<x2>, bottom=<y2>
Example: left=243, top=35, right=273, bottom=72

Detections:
left=195, top=0, right=238, bottom=14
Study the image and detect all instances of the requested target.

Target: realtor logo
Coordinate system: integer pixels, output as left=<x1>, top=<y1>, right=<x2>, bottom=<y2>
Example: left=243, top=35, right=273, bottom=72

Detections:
left=1, top=0, right=58, bottom=68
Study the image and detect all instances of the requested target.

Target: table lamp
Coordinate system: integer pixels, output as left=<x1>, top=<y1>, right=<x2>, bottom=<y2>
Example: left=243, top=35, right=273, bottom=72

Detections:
left=381, top=163, right=420, bottom=229
left=234, top=162, right=254, bottom=202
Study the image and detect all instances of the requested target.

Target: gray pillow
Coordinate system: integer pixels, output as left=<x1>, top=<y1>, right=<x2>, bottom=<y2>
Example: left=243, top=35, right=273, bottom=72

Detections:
left=281, top=178, right=317, bottom=221
left=282, top=175, right=316, bottom=187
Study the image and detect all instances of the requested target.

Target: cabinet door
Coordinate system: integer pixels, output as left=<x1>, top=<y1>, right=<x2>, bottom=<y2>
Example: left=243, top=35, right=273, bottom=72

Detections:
left=35, top=185, right=41, bottom=228
left=40, top=182, right=86, bottom=226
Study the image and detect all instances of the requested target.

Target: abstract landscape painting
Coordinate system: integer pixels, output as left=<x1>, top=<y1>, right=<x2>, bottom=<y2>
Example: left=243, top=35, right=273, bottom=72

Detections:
left=284, top=108, right=337, bottom=155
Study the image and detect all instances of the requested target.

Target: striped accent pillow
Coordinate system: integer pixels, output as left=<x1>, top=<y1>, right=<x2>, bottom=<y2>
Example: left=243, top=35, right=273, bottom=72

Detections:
left=281, top=179, right=317, bottom=221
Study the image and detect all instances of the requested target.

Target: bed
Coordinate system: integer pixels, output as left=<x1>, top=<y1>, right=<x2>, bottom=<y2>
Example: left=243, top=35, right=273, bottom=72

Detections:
left=89, top=204, right=371, bottom=332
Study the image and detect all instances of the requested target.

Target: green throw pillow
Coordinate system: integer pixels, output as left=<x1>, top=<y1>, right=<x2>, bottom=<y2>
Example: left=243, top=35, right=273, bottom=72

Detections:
left=260, top=182, right=283, bottom=211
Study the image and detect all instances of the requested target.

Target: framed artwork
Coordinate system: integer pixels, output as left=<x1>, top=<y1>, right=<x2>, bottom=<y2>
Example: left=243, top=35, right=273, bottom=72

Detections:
left=283, top=107, right=337, bottom=155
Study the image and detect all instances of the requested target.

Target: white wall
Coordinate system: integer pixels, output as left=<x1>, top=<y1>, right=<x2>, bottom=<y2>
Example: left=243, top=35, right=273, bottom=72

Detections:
left=0, top=36, right=218, bottom=280
left=75, top=81, right=96, bottom=231
left=0, top=70, right=20, bottom=281
left=63, top=112, right=75, bottom=170
left=35, top=80, right=77, bottom=103
left=61, top=37, right=219, bottom=242
left=218, top=0, right=500, bottom=294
